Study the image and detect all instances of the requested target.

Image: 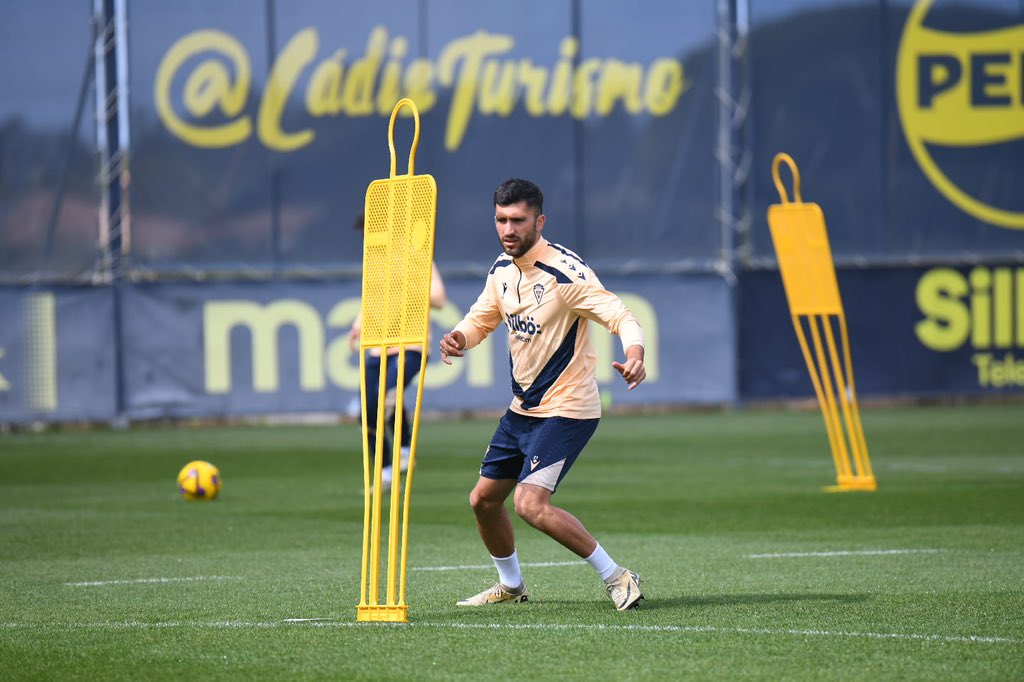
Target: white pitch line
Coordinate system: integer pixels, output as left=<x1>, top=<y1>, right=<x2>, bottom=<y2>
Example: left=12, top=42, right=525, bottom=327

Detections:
left=411, top=560, right=585, bottom=572
left=745, top=549, right=940, bottom=559
left=0, top=619, right=1018, bottom=645
left=65, top=576, right=244, bottom=587
left=281, top=618, right=335, bottom=623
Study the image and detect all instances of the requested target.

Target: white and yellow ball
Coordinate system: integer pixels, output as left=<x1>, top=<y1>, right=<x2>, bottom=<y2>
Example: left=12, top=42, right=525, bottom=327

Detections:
left=177, top=460, right=222, bottom=501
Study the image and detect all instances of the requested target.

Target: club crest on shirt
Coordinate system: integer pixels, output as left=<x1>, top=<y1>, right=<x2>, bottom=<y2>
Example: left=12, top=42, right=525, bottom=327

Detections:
left=533, top=283, right=545, bottom=305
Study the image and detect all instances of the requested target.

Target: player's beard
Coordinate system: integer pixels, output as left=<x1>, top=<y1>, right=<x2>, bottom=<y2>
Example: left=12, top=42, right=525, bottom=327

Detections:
left=501, top=220, right=540, bottom=257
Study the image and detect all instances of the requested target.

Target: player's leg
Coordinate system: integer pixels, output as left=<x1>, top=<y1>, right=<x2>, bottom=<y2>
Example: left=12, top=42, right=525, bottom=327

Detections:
left=397, top=409, right=412, bottom=470
left=513, top=483, right=642, bottom=610
left=363, top=354, right=393, bottom=487
left=395, top=350, right=421, bottom=471
left=512, top=417, right=644, bottom=611
left=512, top=483, right=594, bottom=556
left=458, top=476, right=527, bottom=606
left=469, top=476, right=518, bottom=558
left=456, top=411, right=529, bottom=606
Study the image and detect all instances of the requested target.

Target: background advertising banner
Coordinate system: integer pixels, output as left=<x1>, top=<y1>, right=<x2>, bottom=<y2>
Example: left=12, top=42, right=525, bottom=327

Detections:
left=747, top=0, right=1024, bottom=261
left=740, top=264, right=1024, bottom=399
left=128, top=1, right=277, bottom=271
left=0, top=287, right=117, bottom=422
left=119, top=274, right=735, bottom=419
left=126, top=0, right=718, bottom=273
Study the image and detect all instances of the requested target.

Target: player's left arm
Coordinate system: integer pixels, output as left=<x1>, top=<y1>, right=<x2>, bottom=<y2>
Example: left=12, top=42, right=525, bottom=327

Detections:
left=612, top=343, right=646, bottom=390
left=348, top=312, right=362, bottom=351
left=560, top=273, right=647, bottom=389
left=429, top=262, right=447, bottom=309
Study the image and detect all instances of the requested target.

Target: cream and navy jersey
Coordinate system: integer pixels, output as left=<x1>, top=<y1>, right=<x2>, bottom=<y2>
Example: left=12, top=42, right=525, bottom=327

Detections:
left=454, top=237, right=644, bottom=419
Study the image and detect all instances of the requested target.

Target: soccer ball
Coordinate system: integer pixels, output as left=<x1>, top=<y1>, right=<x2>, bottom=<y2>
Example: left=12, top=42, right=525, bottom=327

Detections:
left=177, top=460, right=222, bottom=501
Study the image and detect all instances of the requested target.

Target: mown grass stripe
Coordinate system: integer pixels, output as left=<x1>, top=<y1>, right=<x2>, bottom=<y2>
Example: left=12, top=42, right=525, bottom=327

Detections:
left=745, top=549, right=940, bottom=559
left=411, top=560, right=585, bottom=572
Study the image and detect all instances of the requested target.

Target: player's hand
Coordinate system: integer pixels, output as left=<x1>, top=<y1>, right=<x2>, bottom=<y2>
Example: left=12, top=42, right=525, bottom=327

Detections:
left=439, top=331, right=467, bottom=365
left=347, top=326, right=361, bottom=352
left=612, top=345, right=646, bottom=390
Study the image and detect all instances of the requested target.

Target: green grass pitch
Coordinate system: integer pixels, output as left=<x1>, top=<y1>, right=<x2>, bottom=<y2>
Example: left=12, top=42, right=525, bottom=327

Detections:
left=1, top=404, right=1022, bottom=680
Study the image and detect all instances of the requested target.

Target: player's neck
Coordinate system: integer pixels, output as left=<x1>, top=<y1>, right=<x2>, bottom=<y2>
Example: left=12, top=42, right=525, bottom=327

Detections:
left=513, top=237, right=547, bottom=264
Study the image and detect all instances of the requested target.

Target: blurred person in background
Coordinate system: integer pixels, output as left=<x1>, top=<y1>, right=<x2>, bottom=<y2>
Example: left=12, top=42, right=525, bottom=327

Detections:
left=348, top=212, right=447, bottom=489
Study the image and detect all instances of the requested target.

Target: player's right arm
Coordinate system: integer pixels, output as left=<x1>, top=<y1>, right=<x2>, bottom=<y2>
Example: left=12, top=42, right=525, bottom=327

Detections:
left=439, top=330, right=466, bottom=365
left=440, top=275, right=503, bottom=364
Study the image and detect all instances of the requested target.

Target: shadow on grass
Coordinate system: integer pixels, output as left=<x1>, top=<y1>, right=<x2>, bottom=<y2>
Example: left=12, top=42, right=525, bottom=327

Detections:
left=510, top=592, right=871, bottom=611
left=420, top=592, right=872, bottom=623
left=649, top=592, right=872, bottom=609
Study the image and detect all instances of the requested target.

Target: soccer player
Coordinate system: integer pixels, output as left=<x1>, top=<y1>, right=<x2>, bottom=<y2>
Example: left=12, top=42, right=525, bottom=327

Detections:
left=349, top=213, right=447, bottom=489
left=439, top=178, right=646, bottom=611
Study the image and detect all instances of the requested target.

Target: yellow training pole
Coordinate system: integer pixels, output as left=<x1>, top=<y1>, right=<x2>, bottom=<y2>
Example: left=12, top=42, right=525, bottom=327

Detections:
left=356, top=98, right=437, bottom=622
left=839, top=314, right=874, bottom=482
left=397, top=346, right=428, bottom=609
left=385, top=346, right=405, bottom=607
left=358, top=349, right=370, bottom=610
left=807, top=315, right=852, bottom=480
left=369, top=349, right=389, bottom=602
left=766, top=153, right=876, bottom=492
left=790, top=316, right=846, bottom=479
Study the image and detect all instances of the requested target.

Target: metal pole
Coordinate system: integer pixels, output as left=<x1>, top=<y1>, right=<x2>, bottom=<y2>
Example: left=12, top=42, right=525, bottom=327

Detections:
left=114, top=0, right=132, bottom=261
left=95, top=0, right=129, bottom=424
left=716, top=0, right=749, bottom=407
left=716, top=0, right=737, bottom=281
left=93, top=0, right=111, bottom=282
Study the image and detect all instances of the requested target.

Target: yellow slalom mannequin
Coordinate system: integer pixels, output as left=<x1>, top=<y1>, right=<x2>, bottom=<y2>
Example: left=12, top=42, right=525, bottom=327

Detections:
left=357, top=98, right=437, bottom=622
left=766, top=153, right=876, bottom=493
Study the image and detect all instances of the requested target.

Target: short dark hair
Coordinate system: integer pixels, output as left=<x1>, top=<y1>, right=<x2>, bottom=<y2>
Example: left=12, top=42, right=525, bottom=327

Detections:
left=493, top=178, right=543, bottom=214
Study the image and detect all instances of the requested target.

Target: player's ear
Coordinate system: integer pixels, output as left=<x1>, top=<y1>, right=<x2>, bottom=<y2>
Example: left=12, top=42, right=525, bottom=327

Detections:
left=536, top=213, right=546, bottom=231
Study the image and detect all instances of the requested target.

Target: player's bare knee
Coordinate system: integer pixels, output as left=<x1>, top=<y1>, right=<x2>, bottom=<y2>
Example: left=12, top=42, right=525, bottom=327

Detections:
left=469, top=487, right=499, bottom=515
left=513, top=494, right=546, bottom=525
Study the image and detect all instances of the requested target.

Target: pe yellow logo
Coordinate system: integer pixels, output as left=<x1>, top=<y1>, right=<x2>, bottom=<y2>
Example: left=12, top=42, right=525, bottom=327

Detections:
left=896, top=0, right=1024, bottom=229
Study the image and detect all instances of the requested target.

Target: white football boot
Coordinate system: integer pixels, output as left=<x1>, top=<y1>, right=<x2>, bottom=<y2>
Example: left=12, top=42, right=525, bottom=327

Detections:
left=605, top=568, right=643, bottom=611
left=456, top=582, right=529, bottom=606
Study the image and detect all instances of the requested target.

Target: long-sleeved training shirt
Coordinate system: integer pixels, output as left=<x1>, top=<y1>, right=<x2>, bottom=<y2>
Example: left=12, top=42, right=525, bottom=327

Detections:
left=454, top=237, right=644, bottom=419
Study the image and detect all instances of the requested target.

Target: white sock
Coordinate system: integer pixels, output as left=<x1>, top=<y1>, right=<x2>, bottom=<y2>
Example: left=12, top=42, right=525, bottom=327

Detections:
left=492, top=550, right=523, bottom=589
left=586, top=543, right=620, bottom=582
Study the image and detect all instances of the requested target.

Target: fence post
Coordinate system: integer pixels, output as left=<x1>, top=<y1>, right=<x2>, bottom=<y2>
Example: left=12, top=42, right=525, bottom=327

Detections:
left=94, top=0, right=131, bottom=424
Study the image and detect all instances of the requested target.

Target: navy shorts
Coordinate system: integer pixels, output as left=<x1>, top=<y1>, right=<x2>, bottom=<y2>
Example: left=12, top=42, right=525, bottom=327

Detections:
left=480, top=410, right=599, bottom=492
